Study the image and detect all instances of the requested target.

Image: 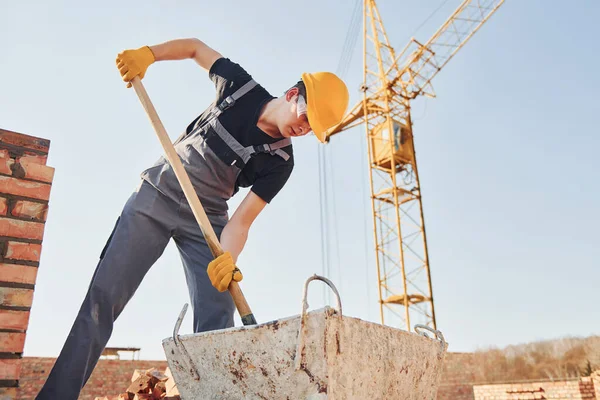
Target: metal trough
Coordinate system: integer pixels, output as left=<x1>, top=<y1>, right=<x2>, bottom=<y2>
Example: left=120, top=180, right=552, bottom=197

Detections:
left=163, top=275, right=448, bottom=399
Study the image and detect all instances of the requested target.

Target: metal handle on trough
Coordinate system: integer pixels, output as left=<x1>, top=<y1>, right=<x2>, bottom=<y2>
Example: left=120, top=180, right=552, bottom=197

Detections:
left=300, top=274, right=343, bottom=318
left=414, top=324, right=446, bottom=354
left=172, top=303, right=202, bottom=381
left=294, top=274, right=343, bottom=371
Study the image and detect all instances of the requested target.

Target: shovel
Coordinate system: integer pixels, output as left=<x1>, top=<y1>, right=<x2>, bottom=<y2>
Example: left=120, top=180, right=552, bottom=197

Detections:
left=129, top=76, right=257, bottom=326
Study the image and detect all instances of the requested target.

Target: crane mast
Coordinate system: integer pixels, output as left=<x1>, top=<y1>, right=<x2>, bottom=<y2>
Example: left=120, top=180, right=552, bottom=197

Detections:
left=325, top=0, right=505, bottom=331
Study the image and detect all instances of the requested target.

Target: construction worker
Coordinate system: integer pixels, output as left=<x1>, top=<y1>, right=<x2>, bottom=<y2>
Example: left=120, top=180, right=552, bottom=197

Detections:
left=35, top=38, right=349, bottom=399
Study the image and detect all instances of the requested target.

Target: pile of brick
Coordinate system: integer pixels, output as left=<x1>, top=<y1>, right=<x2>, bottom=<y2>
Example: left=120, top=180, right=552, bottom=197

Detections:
left=94, top=367, right=181, bottom=400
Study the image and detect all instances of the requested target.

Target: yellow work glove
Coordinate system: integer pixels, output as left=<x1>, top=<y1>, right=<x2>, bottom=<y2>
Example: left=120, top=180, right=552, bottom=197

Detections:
left=115, top=46, right=155, bottom=88
left=207, top=251, right=243, bottom=292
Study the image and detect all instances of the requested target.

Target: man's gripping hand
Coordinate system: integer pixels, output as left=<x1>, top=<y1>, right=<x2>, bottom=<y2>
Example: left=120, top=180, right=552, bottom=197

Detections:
left=116, top=46, right=155, bottom=88
left=207, top=251, right=243, bottom=292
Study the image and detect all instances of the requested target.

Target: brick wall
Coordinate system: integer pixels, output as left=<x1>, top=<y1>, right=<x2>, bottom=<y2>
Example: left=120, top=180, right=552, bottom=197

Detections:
left=473, top=377, right=597, bottom=400
left=13, top=354, right=600, bottom=399
left=17, top=357, right=168, bottom=399
left=0, top=128, right=54, bottom=399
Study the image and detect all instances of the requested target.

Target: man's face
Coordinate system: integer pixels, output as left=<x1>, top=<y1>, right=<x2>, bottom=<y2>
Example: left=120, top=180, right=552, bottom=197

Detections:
left=279, top=88, right=312, bottom=138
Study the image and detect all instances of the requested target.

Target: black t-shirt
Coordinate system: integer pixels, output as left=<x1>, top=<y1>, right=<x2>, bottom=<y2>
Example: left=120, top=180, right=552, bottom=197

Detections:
left=184, top=58, right=294, bottom=204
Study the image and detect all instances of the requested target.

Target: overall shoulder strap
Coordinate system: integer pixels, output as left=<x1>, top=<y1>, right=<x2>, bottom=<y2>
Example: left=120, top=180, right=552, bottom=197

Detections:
left=189, top=79, right=258, bottom=133
left=214, top=79, right=258, bottom=116
left=248, top=138, right=292, bottom=161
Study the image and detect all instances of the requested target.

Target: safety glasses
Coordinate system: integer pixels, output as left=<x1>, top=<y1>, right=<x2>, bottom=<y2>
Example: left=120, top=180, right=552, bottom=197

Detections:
left=296, top=94, right=308, bottom=117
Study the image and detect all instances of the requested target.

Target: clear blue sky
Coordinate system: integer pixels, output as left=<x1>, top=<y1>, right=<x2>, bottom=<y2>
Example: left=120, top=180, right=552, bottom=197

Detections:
left=1, top=0, right=598, bottom=361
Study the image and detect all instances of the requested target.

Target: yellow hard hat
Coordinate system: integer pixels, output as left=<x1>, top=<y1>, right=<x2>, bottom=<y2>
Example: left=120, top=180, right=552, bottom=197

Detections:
left=301, top=72, right=349, bottom=143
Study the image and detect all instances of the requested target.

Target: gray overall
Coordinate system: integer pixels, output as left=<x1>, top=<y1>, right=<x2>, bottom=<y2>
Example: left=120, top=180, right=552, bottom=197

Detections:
left=36, top=80, right=291, bottom=400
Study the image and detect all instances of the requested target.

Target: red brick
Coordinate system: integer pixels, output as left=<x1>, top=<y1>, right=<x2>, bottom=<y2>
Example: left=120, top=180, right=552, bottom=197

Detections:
left=20, top=153, right=47, bottom=165
left=0, top=263, right=37, bottom=285
left=19, top=159, right=54, bottom=183
left=0, top=150, right=14, bottom=176
left=165, top=367, right=179, bottom=396
left=0, top=332, right=26, bottom=353
left=0, top=176, right=51, bottom=201
left=153, top=381, right=167, bottom=398
left=11, top=200, right=48, bottom=221
left=0, top=310, right=30, bottom=331
left=0, top=358, right=21, bottom=380
left=127, top=374, right=158, bottom=394
left=0, top=388, right=17, bottom=398
left=0, top=217, right=45, bottom=240
left=0, top=197, right=7, bottom=216
left=0, top=287, right=33, bottom=307
left=0, top=128, right=49, bottom=153
left=5, top=242, right=42, bottom=262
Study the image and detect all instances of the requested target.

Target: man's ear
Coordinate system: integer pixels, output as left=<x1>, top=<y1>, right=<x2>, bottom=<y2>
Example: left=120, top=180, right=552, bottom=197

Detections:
left=285, top=87, right=299, bottom=102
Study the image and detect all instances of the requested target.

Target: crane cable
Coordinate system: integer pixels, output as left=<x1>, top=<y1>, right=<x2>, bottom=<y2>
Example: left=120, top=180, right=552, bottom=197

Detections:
left=317, top=141, right=330, bottom=303
left=318, top=0, right=362, bottom=305
left=336, top=0, right=363, bottom=79
left=409, top=0, right=452, bottom=39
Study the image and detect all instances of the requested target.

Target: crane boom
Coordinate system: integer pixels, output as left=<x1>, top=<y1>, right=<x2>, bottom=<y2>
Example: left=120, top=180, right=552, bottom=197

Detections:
left=394, top=0, right=505, bottom=98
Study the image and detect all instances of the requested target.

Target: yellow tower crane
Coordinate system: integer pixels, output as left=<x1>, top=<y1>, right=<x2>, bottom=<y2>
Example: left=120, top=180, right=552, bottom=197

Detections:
left=324, top=0, right=505, bottom=331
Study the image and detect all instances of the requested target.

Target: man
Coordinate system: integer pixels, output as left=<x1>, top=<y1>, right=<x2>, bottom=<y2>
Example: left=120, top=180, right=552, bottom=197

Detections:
left=36, top=37, right=348, bottom=399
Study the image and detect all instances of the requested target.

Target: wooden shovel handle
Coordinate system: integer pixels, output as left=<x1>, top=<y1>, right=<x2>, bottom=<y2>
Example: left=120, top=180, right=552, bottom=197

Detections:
left=130, top=77, right=256, bottom=325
